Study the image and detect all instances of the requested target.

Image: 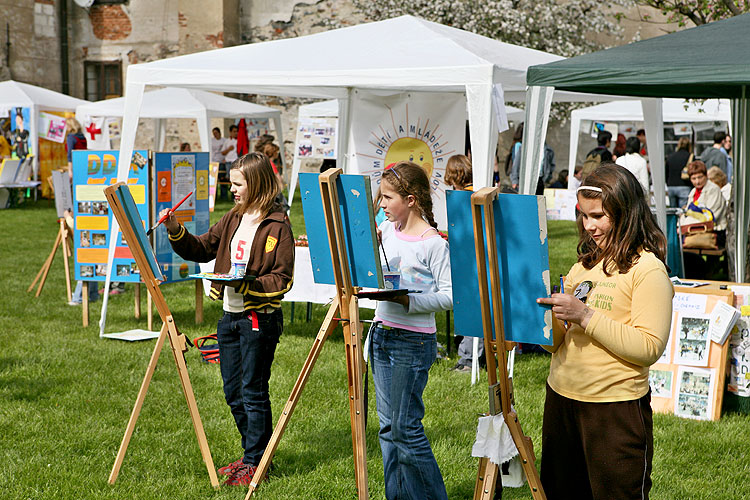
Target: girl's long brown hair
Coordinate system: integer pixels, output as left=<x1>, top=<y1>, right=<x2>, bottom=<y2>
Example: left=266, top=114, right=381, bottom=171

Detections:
left=577, top=162, right=666, bottom=274
left=230, top=152, right=280, bottom=217
left=381, top=161, right=438, bottom=229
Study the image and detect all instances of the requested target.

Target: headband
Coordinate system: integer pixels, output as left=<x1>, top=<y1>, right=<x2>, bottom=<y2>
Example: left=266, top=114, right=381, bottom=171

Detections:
left=577, top=186, right=603, bottom=194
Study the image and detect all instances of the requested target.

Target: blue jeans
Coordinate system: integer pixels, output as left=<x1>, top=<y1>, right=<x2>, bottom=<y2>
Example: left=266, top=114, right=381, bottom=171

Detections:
left=667, top=185, right=690, bottom=209
left=72, top=280, right=99, bottom=303
left=370, top=325, right=447, bottom=500
left=217, top=309, right=282, bottom=465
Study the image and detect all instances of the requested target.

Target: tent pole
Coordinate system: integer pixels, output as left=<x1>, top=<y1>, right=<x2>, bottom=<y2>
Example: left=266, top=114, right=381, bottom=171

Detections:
left=641, top=98, right=666, bottom=233
left=733, top=86, right=749, bottom=282
left=520, top=86, right=553, bottom=195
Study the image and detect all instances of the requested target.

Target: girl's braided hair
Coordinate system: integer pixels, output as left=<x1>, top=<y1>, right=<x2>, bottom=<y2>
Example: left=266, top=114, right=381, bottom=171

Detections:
left=381, top=161, right=437, bottom=230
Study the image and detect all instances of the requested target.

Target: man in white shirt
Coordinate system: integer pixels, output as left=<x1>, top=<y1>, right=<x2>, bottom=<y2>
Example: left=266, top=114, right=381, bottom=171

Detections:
left=210, top=127, right=226, bottom=163
left=223, top=124, right=238, bottom=163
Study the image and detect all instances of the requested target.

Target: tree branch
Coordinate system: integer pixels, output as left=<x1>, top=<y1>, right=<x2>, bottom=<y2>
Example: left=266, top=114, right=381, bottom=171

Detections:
left=720, top=0, right=743, bottom=16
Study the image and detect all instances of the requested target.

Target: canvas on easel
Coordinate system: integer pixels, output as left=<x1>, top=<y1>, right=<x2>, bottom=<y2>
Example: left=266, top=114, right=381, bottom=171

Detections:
left=465, top=187, right=547, bottom=500
left=243, top=169, right=378, bottom=500
left=103, top=182, right=218, bottom=489
left=27, top=170, right=74, bottom=301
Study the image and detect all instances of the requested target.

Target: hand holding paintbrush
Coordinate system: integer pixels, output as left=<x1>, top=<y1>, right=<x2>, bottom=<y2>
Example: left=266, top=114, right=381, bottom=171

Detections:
left=149, top=191, right=193, bottom=236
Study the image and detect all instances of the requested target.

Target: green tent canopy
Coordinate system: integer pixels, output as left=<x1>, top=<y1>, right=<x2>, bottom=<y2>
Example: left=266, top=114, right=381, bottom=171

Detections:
left=520, top=13, right=750, bottom=283
left=527, top=13, right=750, bottom=99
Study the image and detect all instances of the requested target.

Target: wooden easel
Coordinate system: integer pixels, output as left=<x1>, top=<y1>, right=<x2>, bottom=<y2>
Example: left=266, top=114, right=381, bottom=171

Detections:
left=471, top=187, right=546, bottom=500
left=103, top=182, right=219, bottom=489
left=244, top=168, right=368, bottom=499
left=28, top=218, right=74, bottom=301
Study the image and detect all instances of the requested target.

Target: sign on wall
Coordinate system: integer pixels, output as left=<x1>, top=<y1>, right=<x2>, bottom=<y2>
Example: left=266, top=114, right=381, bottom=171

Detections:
left=350, top=90, right=466, bottom=229
left=295, top=117, right=337, bottom=159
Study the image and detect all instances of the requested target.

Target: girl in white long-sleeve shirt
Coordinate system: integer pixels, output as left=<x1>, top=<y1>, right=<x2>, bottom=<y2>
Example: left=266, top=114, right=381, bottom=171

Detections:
left=369, top=161, right=452, bottom=500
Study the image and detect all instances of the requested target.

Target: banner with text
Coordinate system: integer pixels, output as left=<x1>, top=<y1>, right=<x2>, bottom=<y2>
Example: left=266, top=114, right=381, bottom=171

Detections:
left=350, top=90, right=466, bottom=230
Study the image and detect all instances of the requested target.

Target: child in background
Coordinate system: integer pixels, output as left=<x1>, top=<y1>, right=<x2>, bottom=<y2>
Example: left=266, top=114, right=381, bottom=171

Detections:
left=369, top=161, right=453, bottom=500
left=161, top=152, right=294, bottom=486
left=537, top=163, right=673, bottom=499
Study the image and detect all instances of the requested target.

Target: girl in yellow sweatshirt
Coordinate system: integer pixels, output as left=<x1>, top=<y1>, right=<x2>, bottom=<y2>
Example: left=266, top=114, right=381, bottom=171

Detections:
left=537, top=162, right=674, bottom=500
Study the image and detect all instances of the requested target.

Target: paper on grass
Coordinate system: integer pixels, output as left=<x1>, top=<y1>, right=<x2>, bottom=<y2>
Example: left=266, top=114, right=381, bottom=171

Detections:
left=101, top=329, right=160, bottom=342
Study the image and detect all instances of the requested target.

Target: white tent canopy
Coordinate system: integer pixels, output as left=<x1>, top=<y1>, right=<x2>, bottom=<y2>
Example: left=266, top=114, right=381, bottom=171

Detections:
left=568, top=98, right=731, bottom=177
left=0, top=80, right=89, bottom=179
left=104, top=15, right=619, bottom=335
left=75, top=87, right=284, bottom=158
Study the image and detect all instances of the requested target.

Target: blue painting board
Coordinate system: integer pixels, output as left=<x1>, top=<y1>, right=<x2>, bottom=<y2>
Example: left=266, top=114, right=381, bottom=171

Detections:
left=115, top=184, right=163, bottom=281
left=299, top=172, right=383, bottom=289
left=447, top=190, right=552, bottom=345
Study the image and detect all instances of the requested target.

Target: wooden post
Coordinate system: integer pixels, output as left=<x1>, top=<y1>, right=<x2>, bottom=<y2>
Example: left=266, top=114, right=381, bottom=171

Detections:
left=134, top=283, right=141, bottom=319
left=61, top=219, right=73, bottom=302
left=82, top=282, right=89, bottom=327
left=195, top=279, right=203, bottom=324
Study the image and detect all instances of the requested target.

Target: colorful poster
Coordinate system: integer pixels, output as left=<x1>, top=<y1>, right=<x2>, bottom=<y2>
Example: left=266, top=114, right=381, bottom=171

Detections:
left=153, top=152, right=210, bottom=283
left=350, top=90, right=466, bottom=229
left=674, top=366, right=715, bottom=421
left=10, top=107, right=31, bottom=159
left=244, top=118, right=270, bottom=141
left=38, top=111, right=67, bottom=143
left=295, top=117, right=337, bottom=159
left=71, top=149, right=150, bottom=283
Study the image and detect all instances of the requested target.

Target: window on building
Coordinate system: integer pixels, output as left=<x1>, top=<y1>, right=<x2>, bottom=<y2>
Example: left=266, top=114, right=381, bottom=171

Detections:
left=84, top=61, right=122, bottom=101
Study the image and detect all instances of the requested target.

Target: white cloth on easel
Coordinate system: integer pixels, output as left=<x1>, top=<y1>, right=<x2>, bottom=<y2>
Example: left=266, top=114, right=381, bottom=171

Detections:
left=472, top=414, right=518, bottom=466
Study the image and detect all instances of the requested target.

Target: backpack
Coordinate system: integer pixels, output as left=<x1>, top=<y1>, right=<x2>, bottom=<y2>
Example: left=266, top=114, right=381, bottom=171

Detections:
left=581, top=148, right=603, bottom=179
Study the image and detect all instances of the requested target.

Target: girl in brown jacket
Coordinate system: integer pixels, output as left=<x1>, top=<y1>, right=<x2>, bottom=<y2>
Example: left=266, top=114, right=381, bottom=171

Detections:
left=161, top=152, right=294, bottom=486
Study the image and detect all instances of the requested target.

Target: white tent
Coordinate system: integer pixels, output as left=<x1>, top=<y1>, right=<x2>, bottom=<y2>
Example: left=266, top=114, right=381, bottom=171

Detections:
left=0, top=80, right=89, bottom=180
left=75, top=87, right=284, bottom=161
left=103, top=15, right=618, bottom=336
left=567, top=98, right=731, bottom=180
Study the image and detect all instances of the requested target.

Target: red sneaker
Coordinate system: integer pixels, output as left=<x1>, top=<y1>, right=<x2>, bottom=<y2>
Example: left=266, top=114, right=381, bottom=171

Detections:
left=224, top=463, right=257, bottom=486
left=218, top=458, right=243, bottom=476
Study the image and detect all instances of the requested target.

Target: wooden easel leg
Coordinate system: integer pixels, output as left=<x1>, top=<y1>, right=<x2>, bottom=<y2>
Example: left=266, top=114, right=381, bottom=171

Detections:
left=195, top=279, right=203, bottom=324
left=474, top=457, right=500, bottom=500
left=61, top=221, right=73, bottom=302
left=82, top=282, right=89, bottom=327
left=109, top=323, right=169, bottom=484
left=343, top=296, right=369, bottom=500
left=28, top=228, right=62, bottom=293
left=134, top=283, right=141, bottom=319
left=505, top=412, right=544, bottom=499
left=164, top=316, right=219, bottom=489
left=147, top=291, right=153, bottom=331
left=245, top=300, right=341, bottom=499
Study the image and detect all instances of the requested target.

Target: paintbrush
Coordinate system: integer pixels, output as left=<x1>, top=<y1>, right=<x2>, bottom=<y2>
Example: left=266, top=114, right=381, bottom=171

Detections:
left=146, top=190, right=193, bottom=236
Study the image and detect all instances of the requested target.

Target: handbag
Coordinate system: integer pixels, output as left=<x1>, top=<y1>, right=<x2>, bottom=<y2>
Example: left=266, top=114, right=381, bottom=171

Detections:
left=683, top=231, right=718, bottom=249
left=680, top=153, right=695, bottom=181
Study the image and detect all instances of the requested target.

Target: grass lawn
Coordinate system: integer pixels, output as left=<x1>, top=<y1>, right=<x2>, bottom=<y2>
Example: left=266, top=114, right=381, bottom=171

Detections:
left=1, top=195, right=749, bottom=499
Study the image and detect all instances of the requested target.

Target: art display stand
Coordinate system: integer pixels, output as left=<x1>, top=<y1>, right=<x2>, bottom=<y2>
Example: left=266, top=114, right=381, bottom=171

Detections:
left=28, top=218, right=74, bottom=302
left=244, top=168, right=368, bottom=499
left=470, top=187, right=546, bottom=500
left=103, top=182, right=218, bottom=489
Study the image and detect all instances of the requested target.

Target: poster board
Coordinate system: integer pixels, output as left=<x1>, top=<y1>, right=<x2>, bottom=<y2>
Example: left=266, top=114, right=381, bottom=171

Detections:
left=51, top=170, right=73, bottom=217
left=38, top=111, right=67, bottom=143
left=153, top=152, right=210, bottom=283
left=245, top=118, right=271, bottom=141
left=446, top=190, right=552, bottom=344
left=72, top=149, right=150, bottom=283
left=649, top=287, right=733, bottom=421
left=543, top=188, right=577, bottom=221
left=299, top=172, right=383, bottom=289
left=10, top=106, right=31, bottom=159
left=295, top=116, right=337, bottom=159
left=726, top=285, right=750, bottom=398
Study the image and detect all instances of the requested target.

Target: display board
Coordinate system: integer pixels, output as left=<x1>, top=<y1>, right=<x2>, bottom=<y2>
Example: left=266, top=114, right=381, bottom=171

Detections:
left=727, top=285, right=750, bottom=399
left=299, top=172, right=383, bottom=289
left=295, top=116, right=337, bottom=159
left=245, top=118, right=271, bottom=141
left=51, top=170, right=73, bottom=218
left=446, top=190, right=552, bottom=344
left=207, top=161, right=219, bottom=212
left=153, top=152, right=210, bottom=283
left=649, top=287, right=733, bottom=421
left=10, top=106, right=31, bottom=159
left=543, top=188, right=577, bottom=221
left=72, top=150, right=149, bottom=283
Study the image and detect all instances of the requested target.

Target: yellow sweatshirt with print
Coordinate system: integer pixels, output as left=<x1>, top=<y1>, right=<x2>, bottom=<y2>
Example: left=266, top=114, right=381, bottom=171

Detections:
left=546, top=250, right=674, bottom=403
